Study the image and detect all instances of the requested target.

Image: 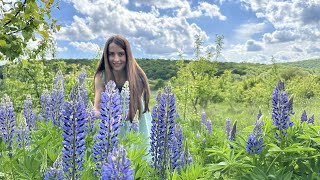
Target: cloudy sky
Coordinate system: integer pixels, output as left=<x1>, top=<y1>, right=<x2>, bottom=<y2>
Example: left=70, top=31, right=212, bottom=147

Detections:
left=52, top=0, right=320, bottom=64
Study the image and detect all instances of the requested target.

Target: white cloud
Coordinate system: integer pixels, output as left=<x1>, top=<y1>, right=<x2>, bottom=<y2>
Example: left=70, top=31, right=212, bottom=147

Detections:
left=245, top=40, right=264, bottom=51
left=198, top=2, right=227, bottom=20
left=263, top=30, right=299, bottom=44
left=176, top=1, right=226, bottom=20
left=69, top=41, right=100, bottom=53
left=57, top=47, right=68, bottom=52
left=235, top=22, right=266, bottom=41
left=56, top=0, right=210, bottom=58
left=135, top=0, right=184, bottom=9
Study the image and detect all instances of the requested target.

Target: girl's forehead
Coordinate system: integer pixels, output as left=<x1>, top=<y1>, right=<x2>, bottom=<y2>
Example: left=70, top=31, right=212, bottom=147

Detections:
left=108, top=42, right=125, bottom=51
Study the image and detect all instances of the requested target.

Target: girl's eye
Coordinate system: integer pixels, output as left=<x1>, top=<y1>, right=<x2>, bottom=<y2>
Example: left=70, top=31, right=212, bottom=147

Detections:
left=119, top=52, right=125, bottom=56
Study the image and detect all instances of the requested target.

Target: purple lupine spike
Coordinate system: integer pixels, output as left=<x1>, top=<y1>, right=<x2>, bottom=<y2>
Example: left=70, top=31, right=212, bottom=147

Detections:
left=301, top=110, right=308, bottom=123
left=150, top=86, right=181, bottom=178
left=78, top=70, right=88, bottom=106
left=180, top=142, right=192, bottom=167
left=16, top=118, right=30, bottom=149
left=228, top=121, right=237, bottom=141
left=0, top=94, right=16, bottom=157
left=23, top=95, right=36, bottom=130
left=61, top=84, right=87, bottom=180
left=129, top=121, right=139, bottom=132
left=44, top=156, right=64, bottom=180
left=51, top=71, right=65, bottom=127
left=201, top=111, right=206, bottom=125
left=206, top=119, right=212, bottom=135
left=246, top=133, right=263, bottom=154
left=92, top=80, right=122, bottom=176
left=225, top=118, right=231, bottom=138
left=271, top=80, right=294, bottom=139
left=246, top=111, right=264, bottom=154
left=257, top=110, right=262, bottom=121
left=308, top=114, right=314, bottom=124
left=78, top=69, right=86, bottom=85
left=86, top=102, right=96, bottom=133
left=120, top=81, right=130, bottom=122
left=101, top=146, right=134, bottom=180
left=39, top=90, right=51, bottom=123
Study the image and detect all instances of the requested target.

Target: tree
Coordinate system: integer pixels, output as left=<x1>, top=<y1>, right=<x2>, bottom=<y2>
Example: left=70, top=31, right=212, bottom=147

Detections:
left=0, top=0, right=59, bottom=62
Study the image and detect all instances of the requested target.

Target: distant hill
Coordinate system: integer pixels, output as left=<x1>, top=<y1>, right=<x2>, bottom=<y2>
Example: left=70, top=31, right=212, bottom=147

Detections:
left=1, top=58, right=320, bottom=80
left=279, top=59, right=320, bottom=72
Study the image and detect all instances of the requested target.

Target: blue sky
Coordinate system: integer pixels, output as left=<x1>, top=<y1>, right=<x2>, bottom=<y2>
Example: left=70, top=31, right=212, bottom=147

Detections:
left=51, top=0, right=320, bottom=64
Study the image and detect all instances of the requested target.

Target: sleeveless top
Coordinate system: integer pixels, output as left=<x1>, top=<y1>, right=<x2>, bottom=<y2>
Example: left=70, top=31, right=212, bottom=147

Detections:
left=100, top=71, right=152, bottom=157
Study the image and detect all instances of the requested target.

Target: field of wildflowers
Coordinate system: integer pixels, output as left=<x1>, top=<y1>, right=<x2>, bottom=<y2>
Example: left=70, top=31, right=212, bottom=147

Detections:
left=1, top=69, right=320, bottom=180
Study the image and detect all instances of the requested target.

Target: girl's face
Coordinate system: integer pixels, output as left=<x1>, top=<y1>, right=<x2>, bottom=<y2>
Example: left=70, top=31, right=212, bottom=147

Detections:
left=108, top=42, right=127, bottom=72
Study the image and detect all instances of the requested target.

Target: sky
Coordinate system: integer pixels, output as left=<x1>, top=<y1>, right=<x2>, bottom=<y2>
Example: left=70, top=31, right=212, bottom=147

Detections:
left=51, top=0, right=320, bottom=64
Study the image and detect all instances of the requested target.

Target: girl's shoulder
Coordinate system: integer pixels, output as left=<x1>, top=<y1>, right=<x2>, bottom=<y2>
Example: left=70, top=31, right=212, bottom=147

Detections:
left=95, top=71, right=107, bottom=86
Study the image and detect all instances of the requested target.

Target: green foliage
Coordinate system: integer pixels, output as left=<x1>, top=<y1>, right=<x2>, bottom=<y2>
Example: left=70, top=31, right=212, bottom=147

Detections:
left=0, top=0, right=59, bottom=61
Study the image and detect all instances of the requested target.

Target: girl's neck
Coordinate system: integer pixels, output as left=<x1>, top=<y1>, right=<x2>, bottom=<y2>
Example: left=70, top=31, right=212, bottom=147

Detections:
left=112, top=70, right=127, bottom=86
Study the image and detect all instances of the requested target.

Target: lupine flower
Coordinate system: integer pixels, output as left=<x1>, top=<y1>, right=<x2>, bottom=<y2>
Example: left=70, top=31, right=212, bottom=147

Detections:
left=92, top=80, right=122, bottom=175
left=61, top=84, right=87, bottom=180
left=229, top=121, right=237, bottom=141
left=120, top=81, right=130, bottom=122
left=86, top=102, right=96, bottom=133
left=129, top=121, right=139, bottom=132
left=180, top=142, right=192, bottom=167
left=39, top=90, right=51, bottom=123
left=228, top=121, right=237, bottom=149
left=226, top=118, right=231, bottom=138
left=78, top=70, right=88, bottom=106
left=301, top=110, right=308, bottom=123
left=101, top=146, right=134, bottom=180
left=196, top=132, right=200, bottom=139
left=206, top=119, right=212, bottom=135
left=0, top=94, right=16, bottom=157
left=44, top=156, right=64, bottom=180
left=23, top=95, right=36, bottom=130
left=246, top=112, right=264, bottom=154
left=271, top=80, right=294, bottom=138
left=201, top=111, right=206, bottom=125
left=16, top=118, right=30, bottom=149
left=150, top=86, right=182, bottom=178
left=308, top=114, right=314, bottom=124
left=51, top=71, right=64, bottom=127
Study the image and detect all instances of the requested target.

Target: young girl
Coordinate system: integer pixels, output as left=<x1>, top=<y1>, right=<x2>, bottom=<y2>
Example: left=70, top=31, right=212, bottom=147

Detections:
left=94, top=34, right=152, bottom=139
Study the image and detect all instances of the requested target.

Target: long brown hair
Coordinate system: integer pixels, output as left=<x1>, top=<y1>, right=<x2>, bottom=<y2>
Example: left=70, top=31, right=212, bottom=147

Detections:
left=94, top=35, right=150, bottom=121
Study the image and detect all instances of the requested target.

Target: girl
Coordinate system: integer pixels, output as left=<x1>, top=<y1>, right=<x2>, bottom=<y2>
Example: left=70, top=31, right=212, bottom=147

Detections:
left=94, top=34, right=152, bottom=139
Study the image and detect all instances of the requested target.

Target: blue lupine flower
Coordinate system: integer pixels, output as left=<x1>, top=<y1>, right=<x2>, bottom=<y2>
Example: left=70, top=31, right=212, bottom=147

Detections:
left=0, top=94, right=16, bottom=157
left=228, top=121, right=237, bottom=141
left=78, top=70, right=88, bottom=106
left=246, top=133, right=263, bottom=154
left=226, top=118, right=231, bottom=138
left=44, top=156, right=64, bottom=180
left=39, top=90, right=51, bottom=123
left=246, top=112, right=264, bottom=154
left=86, top=102, right=96, bottom=133
left=61, top=84, right=87, bottom=180
left=101, top=146, right=134, bottom=180
left=129, top=121, right=139, bottom=132
left=23, top=95, right=36, bottom=130
left=150, top=86, right=182, bottom=178
left=16, top=119, right=30, bottom=149
left=51, top=71, right=64, bottom=127
left=92, top=80, right=122, bottom=175
left=206, top=119, right=212, bottom=135
left=301, top=110, right=307, bottom=123
left=120, top=81, right=130, bottom=122
left=180, top=142, right=192, bottom=167
left=201, top=111, right=206, bottom=125
left=271, top=80, right=294, bottom=138
left=308, top=114, right=314, bottom=124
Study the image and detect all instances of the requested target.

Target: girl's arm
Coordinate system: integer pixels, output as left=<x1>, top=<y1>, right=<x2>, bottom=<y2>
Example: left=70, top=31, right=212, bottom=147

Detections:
left=94, top=72, right=104, bottom=118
